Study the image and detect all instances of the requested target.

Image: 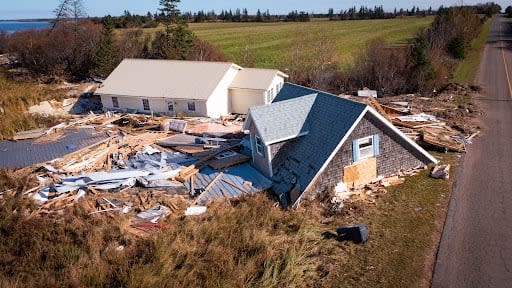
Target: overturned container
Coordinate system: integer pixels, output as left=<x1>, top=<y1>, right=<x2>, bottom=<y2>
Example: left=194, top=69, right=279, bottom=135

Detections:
left=336, top=223, right=368, bottom=244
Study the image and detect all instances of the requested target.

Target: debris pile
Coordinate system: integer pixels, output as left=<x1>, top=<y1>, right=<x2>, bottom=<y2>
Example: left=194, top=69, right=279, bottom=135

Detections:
left=431, top=164, right=450, bottom=180
left=1, top=112, right=270, bottom=233
left=362, top=83, right=481, bottom=153
left=330, top=167, right=423, bottom=210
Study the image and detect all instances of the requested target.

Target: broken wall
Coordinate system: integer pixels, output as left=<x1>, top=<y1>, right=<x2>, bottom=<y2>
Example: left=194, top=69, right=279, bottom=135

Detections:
left=270, top=138, right=299, bottom=172
left=310, top=112, right=430, bottom=194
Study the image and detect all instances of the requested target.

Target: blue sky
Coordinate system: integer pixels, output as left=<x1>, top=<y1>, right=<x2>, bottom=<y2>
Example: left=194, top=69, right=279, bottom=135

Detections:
left=0, top=0, right=508, bottom=20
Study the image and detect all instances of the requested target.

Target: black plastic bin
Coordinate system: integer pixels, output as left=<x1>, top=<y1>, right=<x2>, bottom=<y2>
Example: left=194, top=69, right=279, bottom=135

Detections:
left=336, top=223, right=368, bottom=244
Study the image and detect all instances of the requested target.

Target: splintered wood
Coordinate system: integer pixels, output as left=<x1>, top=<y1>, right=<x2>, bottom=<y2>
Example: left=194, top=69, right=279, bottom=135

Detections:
left=364, top=97, right=393, bottom=121
left=421, top=126, right=465, bottom=152
left=176, top=165, right=199, bottom=182
left=208, top=153, right=250, bottom=170
left=366, top=98, right=468, bottom=153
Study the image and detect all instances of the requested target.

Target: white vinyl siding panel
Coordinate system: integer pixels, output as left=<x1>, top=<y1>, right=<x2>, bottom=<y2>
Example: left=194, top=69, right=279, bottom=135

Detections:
left=230, top=88, right=266, bottom=114
left=206, top=66, right=240, bottom=118
left=100, top=94, right=207, bottom=116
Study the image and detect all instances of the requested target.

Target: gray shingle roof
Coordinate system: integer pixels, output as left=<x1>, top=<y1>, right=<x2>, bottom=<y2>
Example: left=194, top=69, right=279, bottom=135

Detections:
left=247, top=93, right=317, bottom=144
left=258, top=83, right=368, bottom=205
left=0, top=129, right=110, bottom=169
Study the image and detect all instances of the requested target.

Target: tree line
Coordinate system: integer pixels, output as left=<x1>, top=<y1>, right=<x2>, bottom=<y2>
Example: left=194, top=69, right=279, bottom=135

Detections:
left=2, top=0, right=227, bottom=80
left=289, top=5, right=500, bottom=96
left=0, top=0, right=503, bottom=96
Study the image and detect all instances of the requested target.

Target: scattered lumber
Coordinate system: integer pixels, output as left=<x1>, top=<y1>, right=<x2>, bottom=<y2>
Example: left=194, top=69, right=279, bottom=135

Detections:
left=208, top=153, right=250, bottom=170
left=364, top=97, right=392, bottom=121
left=176, top=165, right=199, bottom=182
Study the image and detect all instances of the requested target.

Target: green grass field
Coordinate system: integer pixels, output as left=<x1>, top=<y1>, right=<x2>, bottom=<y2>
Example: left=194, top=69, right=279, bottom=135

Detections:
left=186, top=17, right=433, bottom=69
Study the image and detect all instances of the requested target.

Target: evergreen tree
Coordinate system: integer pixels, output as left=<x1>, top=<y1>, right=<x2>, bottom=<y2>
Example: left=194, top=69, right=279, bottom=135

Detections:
left=93, top=15, right=119, bottom=77
left=155, top=0, right=195, bottom=59
left=256, top=9, right=263, bottom=22
left=242, top=8, right=249, bottom=22
left=328, top=8, right=334, bottom=19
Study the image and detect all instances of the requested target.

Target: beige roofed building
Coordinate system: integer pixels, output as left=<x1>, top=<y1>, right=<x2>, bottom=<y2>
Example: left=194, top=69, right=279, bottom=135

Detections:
left=229, top=68, right=289, bottom=114
left=96, top=59, right=288, bottom=118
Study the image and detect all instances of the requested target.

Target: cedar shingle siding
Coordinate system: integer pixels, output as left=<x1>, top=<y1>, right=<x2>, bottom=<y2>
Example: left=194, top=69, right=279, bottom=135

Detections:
left=270, top=139, right=297, bottom=171
left=310, top=112, right=431, bottom=195
left=245, top=83, right=436, bottom=206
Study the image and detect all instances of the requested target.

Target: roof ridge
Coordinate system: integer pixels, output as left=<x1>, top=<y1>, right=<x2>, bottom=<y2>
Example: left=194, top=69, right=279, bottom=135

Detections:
left=248, top=93, right=318, bottom=112
left=283, top=82, right=366, bottom=107
left=122, top=58, right=236, bottom=66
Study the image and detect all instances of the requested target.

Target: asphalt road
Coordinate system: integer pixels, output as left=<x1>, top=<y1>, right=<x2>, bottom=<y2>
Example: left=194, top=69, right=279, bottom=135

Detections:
left=431, top=16, right=512, bottom=288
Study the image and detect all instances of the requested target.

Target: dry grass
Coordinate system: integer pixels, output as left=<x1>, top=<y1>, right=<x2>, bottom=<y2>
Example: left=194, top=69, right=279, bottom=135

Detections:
left=0, top=70, right=68, bottom=139
left=0, top=151, right=457, bottom=287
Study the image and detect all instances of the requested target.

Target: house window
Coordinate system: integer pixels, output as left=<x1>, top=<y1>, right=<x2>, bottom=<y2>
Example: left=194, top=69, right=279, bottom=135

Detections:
left=112, top=96, right=119, bottom=108
left=255, top=135, right=264, bottom=156
left=358, top=136, right=374, bottom=159
left=187, top=102, right=196, bottom=111
left=265, top=91, right=272, bottom=104
left=167, top=102, right=174, bottom=111
left=353, top=135, right=380, bottom=162
left=142, top=99, right=150, bottom=111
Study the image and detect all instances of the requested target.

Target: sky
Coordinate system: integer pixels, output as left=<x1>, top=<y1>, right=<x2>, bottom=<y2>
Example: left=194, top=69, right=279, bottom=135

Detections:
left=0, top=0, right=508, bottom=20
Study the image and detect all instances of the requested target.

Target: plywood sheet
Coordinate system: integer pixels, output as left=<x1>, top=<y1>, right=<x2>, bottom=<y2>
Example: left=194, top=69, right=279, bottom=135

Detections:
left=343, top=157, right=377, bottom=187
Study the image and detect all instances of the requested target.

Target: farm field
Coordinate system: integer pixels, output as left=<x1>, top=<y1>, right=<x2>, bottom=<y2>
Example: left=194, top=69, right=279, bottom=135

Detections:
left=186, top=17, right=434, bottom=69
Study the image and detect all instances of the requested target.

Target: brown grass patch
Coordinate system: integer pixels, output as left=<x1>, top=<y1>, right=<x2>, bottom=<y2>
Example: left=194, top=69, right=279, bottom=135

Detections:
left=0, top=152, right=456, bottom=287
left=0, top=69, right=68, bottom=140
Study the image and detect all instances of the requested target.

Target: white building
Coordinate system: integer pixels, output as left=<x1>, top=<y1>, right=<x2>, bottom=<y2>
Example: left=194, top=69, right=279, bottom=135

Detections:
left=95, top=59, right=288, bottom=118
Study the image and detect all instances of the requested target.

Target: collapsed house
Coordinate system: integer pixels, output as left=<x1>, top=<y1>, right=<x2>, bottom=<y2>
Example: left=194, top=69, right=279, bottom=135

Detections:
left=243, top=83, right=438, bottom=206
left=96, top=59, right=288, bottom=118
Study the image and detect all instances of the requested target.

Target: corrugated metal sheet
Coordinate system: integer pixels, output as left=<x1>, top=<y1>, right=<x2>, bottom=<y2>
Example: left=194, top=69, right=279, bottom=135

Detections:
left=190, top=163, right=272, bottom=205
left=0, top=129, right=110, bottom=169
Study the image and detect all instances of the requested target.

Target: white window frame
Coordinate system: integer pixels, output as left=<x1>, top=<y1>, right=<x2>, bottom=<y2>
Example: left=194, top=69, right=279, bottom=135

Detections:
left=167, top=102, right=174, bottom=111
left=358, top=136, right=374, bottom=160
left=265, top=91, right=272, bottom=104
left=255, top=135, right=264, bottom=156
left=112, top=96, right=119, bottom=108
left=187, top=101, right=196, bottom=112
left=142, top=99, right=150, bottom=111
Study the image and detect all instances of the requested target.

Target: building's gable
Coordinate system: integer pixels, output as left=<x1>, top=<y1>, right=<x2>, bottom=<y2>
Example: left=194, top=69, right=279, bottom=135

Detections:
left=243, top=83, right=438, bottom=206
left=309, top=111, right=432, bottom=196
